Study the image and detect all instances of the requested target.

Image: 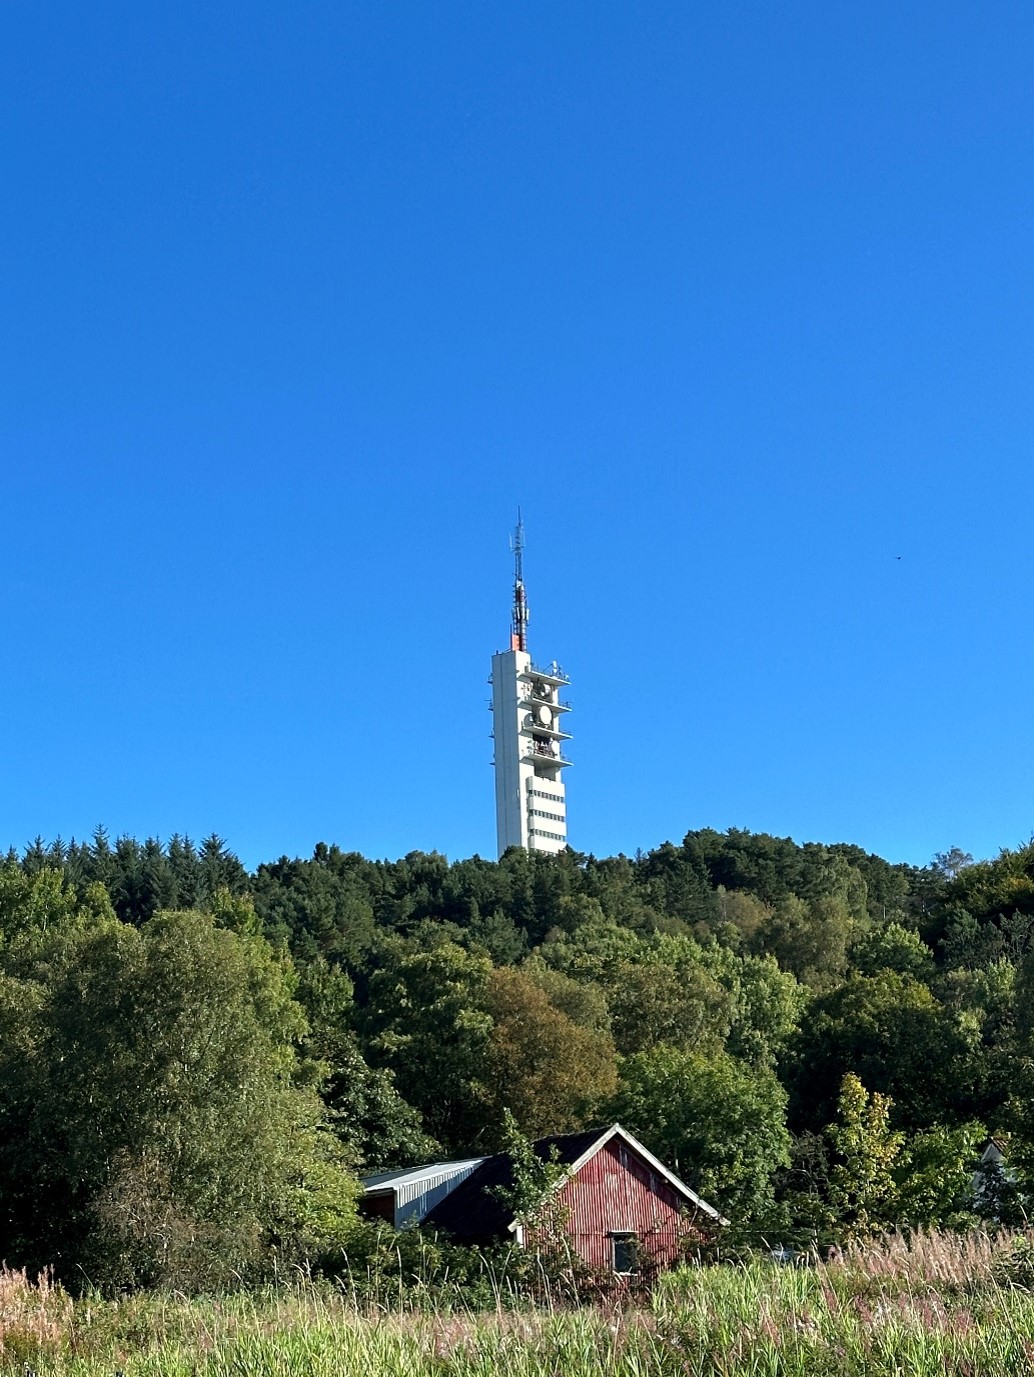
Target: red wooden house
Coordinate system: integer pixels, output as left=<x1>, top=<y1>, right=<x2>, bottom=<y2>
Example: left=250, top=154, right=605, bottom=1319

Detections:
left=360, top=1124, right=725, bottom=1274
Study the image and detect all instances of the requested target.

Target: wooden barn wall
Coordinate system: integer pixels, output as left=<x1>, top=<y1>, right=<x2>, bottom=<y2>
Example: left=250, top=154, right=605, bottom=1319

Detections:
left=546, top=1139, right=707, bottom=1271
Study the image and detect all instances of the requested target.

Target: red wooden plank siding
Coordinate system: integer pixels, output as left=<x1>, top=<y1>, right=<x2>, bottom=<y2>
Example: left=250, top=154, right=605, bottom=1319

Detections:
left=547, top=1139, right=705, bottom=1271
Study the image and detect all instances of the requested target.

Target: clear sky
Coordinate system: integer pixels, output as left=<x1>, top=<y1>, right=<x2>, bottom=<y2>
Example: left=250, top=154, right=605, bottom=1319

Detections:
left=2, top=2, right=1032, bottom=871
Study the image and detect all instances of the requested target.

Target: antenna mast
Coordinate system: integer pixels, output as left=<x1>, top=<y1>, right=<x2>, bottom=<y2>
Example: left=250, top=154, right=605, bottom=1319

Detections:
left=510, top=510, right=529, bottom=652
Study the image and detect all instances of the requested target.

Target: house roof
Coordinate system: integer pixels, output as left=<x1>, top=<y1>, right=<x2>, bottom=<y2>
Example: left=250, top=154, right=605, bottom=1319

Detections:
left=361, top=1158, right=486, bottom=1191
left=420, top=1123, right=725, bottom=1241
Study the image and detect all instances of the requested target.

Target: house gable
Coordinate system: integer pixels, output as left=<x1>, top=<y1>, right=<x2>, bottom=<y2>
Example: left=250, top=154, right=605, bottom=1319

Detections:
left=552, top=1133, right=720, bottom=1272
left=564, top=1125, right=725, bottom=1224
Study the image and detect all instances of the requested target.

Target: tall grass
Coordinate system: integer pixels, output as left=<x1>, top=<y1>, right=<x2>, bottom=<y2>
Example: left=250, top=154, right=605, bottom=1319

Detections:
left=3, top=1231, right=1034, bottom=1375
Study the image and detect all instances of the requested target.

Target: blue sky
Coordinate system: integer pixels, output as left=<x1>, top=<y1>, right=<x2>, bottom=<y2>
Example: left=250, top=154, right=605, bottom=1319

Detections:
left=2, top=2, right=1032, bottom=870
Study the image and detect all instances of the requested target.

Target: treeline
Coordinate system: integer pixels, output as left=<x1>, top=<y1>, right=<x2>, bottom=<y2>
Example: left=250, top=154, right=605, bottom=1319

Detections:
left=3, top=826, right=1034, bottom=1289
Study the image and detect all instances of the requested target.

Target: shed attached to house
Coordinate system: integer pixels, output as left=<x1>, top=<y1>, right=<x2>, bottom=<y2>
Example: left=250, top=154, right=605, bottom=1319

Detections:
left=359, top=1157, right=487, bottom=1228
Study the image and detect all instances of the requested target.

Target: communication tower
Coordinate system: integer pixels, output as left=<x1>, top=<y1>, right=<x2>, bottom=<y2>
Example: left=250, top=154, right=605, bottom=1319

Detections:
left=490, top=517, right=571, bottom=856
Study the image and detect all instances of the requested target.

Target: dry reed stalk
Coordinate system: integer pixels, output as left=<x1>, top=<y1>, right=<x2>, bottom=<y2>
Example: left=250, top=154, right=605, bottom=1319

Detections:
left=827, top=1228, right=1015, bottom=1290
left=0, top=1265, right=73, bottom=1359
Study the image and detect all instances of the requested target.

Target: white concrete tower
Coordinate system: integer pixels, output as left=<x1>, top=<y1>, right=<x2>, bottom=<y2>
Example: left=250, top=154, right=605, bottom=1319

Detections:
left=490, top=517, right=572, bottom=856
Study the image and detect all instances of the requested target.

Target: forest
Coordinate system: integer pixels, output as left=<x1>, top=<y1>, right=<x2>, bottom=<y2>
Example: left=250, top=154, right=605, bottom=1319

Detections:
left=2, top=824, right=1034, bottom=1293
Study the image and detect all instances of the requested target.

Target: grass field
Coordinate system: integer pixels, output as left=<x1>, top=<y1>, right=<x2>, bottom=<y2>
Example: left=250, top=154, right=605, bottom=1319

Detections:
left=3, top=1231, right=1034, bottom=1376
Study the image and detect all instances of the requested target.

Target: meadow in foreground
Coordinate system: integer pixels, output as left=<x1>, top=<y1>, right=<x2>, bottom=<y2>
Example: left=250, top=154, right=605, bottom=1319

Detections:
left=3, top=1231, right=1034, bottom=1377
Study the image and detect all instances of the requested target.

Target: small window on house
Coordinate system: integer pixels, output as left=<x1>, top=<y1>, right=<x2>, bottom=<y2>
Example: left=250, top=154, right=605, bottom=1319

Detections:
left=611, top=1231, right=638, bottom=1274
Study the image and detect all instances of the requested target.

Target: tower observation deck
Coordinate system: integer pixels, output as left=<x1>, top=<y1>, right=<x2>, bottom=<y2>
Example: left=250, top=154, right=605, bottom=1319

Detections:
left=490, top=518, right=571, bottom=857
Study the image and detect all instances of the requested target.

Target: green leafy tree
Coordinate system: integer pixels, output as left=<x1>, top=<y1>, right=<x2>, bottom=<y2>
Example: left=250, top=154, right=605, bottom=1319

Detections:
left=688, top=941, right=803, bottom=1067
left=934, top=842, right=1034, bottom=955
left=252, top=847, right=377, bottom=965
left=634, top=838, right=718, bottom=928
left=488, top=1108, right=570, bottom=1230
left=482, top=966, right=618, bottom=1142
left=521, top=959, right=612, bottom=1034
left=827, top=1073, right=903, bottom=1239
left=535, top=915, right=642, bottom=983
left=937, top=959, right=1017, bottom=1123
left=828, top=843, right=917, bottom=924
left=787, top=972, right=976, bottom=1132
left=604, top=957, right=730, bottom=1056
left=0, top=862, right=86, bottom=947
left=850, top=922, right=935, bottom=981
left=933, top=848, right=975, bottom=882
left=360, top=939, right=494, bottom=1153
left=609, top=1045, right=790, bottom=1228
left=712, top=887, right=773, bottom=950
left=296, top=959, right=436, bottom=1171
left=997, top=963, right=1034, bottom=1215
left=0, top=908, right=358, bottom=1288
left=767, top=893, right=855, bottom=988
left=892, top=1121, right=985, bottom=1228
left=772, top=1131, right=837, bottom=1248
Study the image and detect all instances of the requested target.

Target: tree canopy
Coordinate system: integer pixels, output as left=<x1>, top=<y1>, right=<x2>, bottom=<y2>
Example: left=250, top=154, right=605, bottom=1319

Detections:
left=1, top=822, right=1031, bottom=1285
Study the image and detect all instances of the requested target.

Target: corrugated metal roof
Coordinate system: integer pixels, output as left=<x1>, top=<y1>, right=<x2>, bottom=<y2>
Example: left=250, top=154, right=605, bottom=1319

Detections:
left=361, top=1157, right=490, bottom=1227
left=361, top=1158, right=486, bottom=1190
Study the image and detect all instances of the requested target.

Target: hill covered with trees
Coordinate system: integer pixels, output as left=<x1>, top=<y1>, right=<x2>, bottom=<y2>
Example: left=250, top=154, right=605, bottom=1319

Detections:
left=3, top=825, right=1034, bottom=1289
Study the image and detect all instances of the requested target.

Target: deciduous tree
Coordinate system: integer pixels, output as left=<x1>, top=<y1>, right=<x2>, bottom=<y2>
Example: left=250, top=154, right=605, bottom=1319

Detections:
left=482, top=966, right=618, bottom=1142
left=0, top=908, right=357, bottom=1288
left=827, top=1073, right=903, bottom=1239
left=609, top=1045, right=790, bottom=1227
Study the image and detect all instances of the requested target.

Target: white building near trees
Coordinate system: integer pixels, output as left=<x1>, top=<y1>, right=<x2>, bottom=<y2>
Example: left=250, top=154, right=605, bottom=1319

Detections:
left=490, top=518, right=572, bottom=857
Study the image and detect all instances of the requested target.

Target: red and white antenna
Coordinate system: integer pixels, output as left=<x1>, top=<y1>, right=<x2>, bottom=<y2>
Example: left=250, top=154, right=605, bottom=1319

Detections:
left=510, top=510, right=529, bottom=652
